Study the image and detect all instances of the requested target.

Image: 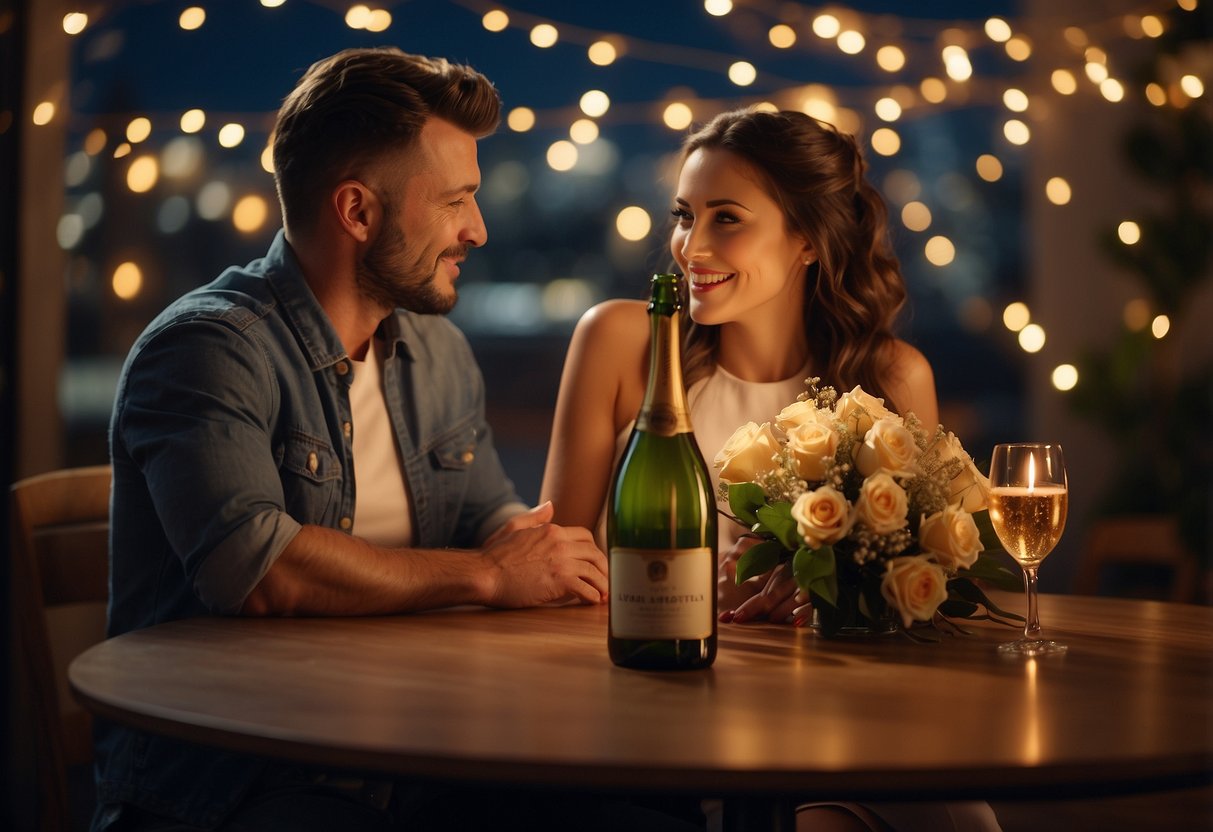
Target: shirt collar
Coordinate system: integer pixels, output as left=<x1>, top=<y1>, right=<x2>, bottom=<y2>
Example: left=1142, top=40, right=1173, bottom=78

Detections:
left=264, top=229, right=417, bottom=368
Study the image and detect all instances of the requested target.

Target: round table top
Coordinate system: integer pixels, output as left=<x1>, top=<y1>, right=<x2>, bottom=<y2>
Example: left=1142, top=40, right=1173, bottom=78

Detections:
left=70, top=592, right=1213, bottom=800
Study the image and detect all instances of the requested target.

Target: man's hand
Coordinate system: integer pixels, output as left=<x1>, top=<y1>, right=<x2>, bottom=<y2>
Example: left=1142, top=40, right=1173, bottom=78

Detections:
left=480, top=503, right=608, bottom=608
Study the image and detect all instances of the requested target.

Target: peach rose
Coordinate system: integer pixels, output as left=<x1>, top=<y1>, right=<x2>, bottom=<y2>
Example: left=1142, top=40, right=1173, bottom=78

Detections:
left=880, top=555, right=948, bottom=627
left=713, top=421, right=781, bottom=485
left=775, top=399, right=832, bottom=432
left=918, top=505, right=982, bottom=570
left=834, top=386, right=897, bottom=439
left=790, top=486, right=854, bottom=548
left=938, top=432, right=991, bottom=512
left=785, top=421, right=839, bottom=482
left=855, top=472, right=909, bottom=535
left=854, top=417, right=920, bottom=478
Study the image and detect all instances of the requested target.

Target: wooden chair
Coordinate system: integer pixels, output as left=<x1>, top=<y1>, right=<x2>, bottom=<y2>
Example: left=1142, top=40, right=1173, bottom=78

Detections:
left=10, top=465, right=111, bottom=832
left=1073, top=514, right=1201, bottom=604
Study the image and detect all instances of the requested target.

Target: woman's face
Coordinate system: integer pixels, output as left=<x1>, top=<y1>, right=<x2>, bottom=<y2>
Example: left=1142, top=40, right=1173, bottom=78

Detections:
left=670, top=147, right=811, bottom=327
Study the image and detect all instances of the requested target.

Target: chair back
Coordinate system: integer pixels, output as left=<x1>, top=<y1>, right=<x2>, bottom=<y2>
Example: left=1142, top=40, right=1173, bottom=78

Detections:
left=10, top=465, right=111, bottom=832
left=1073, top=514, right=1200, bottom=603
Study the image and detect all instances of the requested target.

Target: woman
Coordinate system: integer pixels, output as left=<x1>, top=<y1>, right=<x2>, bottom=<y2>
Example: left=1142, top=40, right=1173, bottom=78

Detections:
left=541, top=109, right=1002, bottom=832
left=542, top=108, right=938, bottom=624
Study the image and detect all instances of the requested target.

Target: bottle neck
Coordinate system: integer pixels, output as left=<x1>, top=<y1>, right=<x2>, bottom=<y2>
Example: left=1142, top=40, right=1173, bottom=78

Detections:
left=636, top=307, right=693, bottom=437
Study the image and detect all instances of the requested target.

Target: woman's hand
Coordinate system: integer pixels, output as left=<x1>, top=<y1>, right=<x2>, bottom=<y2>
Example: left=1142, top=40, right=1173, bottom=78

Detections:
left=722, top=559, right=813, bottom=626
left=718, top=537, right=813, bottom=626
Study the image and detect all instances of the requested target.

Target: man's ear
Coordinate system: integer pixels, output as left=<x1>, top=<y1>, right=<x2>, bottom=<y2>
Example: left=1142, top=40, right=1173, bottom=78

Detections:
left=332, top=180, right=378, bottom=243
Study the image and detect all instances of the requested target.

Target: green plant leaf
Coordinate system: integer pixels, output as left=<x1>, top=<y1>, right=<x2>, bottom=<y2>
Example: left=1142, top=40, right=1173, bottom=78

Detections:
left=726, top=483, right=766, bottom=527
left=958, top=553, right=1023, bottom=592
left=972, top=510, right=1003, bottom=554
left=939, top=598, right=979, bottom=618
left=756, top=502, right=802, bottom=550
left=792, top=545, right=837, bottom=607
left=734, top=539, right=786, bottom=585
left=948, top=578, right=1025, bottom=622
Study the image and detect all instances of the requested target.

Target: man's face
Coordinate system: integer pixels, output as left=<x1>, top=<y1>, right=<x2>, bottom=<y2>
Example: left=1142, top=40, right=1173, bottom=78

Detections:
left=356, top=117, right=487, bottom=314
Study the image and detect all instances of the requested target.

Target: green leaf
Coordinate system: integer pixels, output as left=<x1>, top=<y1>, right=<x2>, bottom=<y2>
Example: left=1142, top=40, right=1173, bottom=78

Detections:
left=792, top=545, right=837, bottom=607
left=958, top=552, right=1023, bottom=592
left=939, top=599, right=979, bottom=618
left=726, top=483, right=766, bottom=527
left=734, top=539, right=786, bottom=585
left=972, top=510, right=1003, bottom=554
left=947, top=578, right=1026, bottom=622
left=756, top=502, right=802, bottom=550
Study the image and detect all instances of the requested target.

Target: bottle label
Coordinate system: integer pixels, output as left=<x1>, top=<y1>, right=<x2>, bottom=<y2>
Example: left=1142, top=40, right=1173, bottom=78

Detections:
left=609, top=547, right=713, bottom=640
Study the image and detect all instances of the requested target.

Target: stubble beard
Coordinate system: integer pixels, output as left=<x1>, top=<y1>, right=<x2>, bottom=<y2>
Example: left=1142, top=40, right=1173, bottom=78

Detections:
left=356, top=212, right=463, bottom=316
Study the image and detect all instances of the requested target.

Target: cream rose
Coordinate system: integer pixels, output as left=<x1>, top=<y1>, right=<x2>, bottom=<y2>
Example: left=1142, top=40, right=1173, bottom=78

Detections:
left=785, top=421, right=838, bottom=482
left=918, top=505, right=982, bottom=570
left=853, top=417, right=920, bottom=478
left=775, top=399, right=831, bottom=433
left=790, top=486, right=854, bottom=548
left=854, top=472, right=909, bottom=535
left=880, top=555, right=948, bottom=627
left=937, top=432, right=991, bottom=512
left=713, top=421, right=781, bottom=485
left=834, top=386, right=897, bottom=438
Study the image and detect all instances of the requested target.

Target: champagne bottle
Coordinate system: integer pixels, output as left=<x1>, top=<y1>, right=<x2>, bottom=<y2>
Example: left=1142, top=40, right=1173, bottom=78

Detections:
left=608, top=273, right=717, bottom=670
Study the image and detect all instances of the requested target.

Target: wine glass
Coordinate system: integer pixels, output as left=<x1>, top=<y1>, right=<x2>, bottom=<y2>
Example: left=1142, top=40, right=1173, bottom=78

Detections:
left=988, top=443, right=1069, bottom=656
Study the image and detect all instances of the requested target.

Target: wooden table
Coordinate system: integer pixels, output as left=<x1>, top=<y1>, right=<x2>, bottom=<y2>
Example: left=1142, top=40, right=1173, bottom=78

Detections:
left=70, top=593, right=1213, bottom=830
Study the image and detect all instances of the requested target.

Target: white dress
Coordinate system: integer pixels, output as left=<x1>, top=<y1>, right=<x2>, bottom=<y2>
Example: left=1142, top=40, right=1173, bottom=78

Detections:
left=605, top=366, right=1003, bottom=832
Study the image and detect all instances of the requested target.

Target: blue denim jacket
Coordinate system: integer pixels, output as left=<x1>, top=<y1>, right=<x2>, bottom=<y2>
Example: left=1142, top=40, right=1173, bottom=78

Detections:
left=95, top=230, right=525, bottom=829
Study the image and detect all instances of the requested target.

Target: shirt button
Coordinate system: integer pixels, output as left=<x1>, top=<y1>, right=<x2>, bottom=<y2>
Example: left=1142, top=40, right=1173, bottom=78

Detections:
left=335, top=361, right=350, bottom=376
left=307, top=452, right=319, bottom=474
left=339, top=516, right=352, bottom=530
left=343, top=422, right=352, bottom=440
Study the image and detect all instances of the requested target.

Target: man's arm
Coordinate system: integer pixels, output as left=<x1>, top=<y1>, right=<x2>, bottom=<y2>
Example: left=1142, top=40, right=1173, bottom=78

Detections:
left=240, top=502, right=607, bottom=615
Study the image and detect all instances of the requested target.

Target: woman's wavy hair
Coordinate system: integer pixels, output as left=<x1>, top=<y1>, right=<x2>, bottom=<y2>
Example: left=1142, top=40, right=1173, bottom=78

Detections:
left=677, top=109, right=907, bottom=411
left=272, top=47, right=501, bottom=232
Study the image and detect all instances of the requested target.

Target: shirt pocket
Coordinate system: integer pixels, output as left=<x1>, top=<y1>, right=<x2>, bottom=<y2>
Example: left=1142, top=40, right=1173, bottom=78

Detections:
left=277, top=429, right=342, bottom=523
left=424, top=414, right=478, bottom=517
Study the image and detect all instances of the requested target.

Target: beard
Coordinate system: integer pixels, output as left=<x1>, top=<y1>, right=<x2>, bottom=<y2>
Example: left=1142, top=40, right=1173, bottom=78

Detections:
left=356, top=211, right=466, bottom=316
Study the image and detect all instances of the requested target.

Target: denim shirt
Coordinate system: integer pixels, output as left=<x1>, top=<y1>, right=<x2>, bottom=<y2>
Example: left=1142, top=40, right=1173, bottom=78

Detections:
left=95, top=230, right=525, bottom=829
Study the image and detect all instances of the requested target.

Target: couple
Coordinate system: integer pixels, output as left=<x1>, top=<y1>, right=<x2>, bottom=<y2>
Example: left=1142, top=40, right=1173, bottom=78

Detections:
left=97, top=47, right=996, bottom=832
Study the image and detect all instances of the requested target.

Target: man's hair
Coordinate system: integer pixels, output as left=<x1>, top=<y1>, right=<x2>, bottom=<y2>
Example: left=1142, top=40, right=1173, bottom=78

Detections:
left=272, top=47, right=501, bottom=231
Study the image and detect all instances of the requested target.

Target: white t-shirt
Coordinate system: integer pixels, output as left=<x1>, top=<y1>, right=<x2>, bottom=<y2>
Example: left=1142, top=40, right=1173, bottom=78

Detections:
left=349, top=338, right=413, bottom=547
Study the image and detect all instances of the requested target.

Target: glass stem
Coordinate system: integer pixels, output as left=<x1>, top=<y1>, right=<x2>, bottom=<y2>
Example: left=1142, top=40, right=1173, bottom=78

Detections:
left=1022, top=566, right=1041, bottom=641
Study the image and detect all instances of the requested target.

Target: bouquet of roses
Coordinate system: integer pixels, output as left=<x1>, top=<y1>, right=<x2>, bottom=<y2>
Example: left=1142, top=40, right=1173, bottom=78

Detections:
left=715, top=380, right=1023, bottom=639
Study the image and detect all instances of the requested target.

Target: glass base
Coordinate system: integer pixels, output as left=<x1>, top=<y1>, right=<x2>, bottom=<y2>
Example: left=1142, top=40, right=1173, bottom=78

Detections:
left=998, top=638, right=1067, bottom=656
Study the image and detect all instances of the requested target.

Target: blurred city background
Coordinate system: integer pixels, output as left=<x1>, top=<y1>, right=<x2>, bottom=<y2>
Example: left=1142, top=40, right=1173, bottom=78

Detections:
left=5, top=0, right=1211, bottom=596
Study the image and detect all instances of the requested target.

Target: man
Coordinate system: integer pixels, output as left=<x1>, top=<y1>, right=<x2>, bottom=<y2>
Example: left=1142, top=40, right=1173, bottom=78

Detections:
left=94, top=48, right=615, bottom=831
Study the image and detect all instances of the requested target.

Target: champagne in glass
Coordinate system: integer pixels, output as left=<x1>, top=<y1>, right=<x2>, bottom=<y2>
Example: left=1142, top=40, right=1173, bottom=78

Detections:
left=988, top=443, right=1068, bottom=655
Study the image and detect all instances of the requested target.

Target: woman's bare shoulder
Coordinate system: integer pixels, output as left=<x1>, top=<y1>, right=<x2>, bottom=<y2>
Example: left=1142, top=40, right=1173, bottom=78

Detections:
left=575, top=298, right=649, bottom=341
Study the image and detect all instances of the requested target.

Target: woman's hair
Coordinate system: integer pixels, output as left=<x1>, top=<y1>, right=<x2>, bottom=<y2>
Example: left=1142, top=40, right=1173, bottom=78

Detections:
left=677, top=108, right=907, bottom=411
left=272, top=47, right=501, bottom=232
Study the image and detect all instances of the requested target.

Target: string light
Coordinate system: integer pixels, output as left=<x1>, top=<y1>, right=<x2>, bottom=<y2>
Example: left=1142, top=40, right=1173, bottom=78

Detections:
left=942, top=46, right=972, bottom=81
left=63, top=12, right=88, bottom=35
left=976, top=154, right=1003, bottom=182
left=1180, top=75, right=1204, bottom=97
left=32, top=101, right=56, bottom=126
left=126, top=117, right=152, bottom=143
left=837, top=31, right=866, bottom=54
left=569, top=118, right=599, bottom=144
left=587, top=40, right=617, bottom=66
left=1051, top=364, right=1078, bottom=391
left=232, top=195, right=269, bottom=233
left=875, top=98, right=902, bottom=121
left=1018, top=323, right=1046, bottom=352
left=728, top=61, right=757, bottom=86
left=482, top=10, right=509, bottom=32
left=876, top=46, right=905, bottom=72
left=901, top=201, right=931, bottom=231
left=218, top=123, right=245, bottom=148
left=1003, top=302, right=1030, bottom=331
left=1100, top=78, right=1125, bottom=102
left=924, top=235, right=955, bottom=266
left=530, top=24, right=558, bottom=48
left=812, top=14, right=841, bottom=39
left=870, top=127, right=901, bottom=156
left=546, top=140, right=578, bottom=171
left=615, top=206, right=652, bottom=241
left=507, top=107, right=535, bottom=131
left=179, top=7, right=205, bottom=30
left=1003, top=119, right=1030, bottom=145
left=1118, top=220, right=1141, bottom=244
left=126, top=156, right=158, bottom=192
left=1045, top=177, right=1071, bottom=205
left=180, top=109, right=205, bottom=133
left=112, top=262, right=143, bottom=300
left=1151, top=315, right=1171, bottom=339
left=662, top=102, right=694, bottom=130
left=984, top=18, right=1012, bottom=42
left=1051, top=70, right=1078, bottom=95
left=704, top=0, right=732, bottom=16
left=1002, top=89, right=1028, bottom=112
left=769, top=24, right=796, bottom=49
left=579, top=90, right=610, bottom=117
